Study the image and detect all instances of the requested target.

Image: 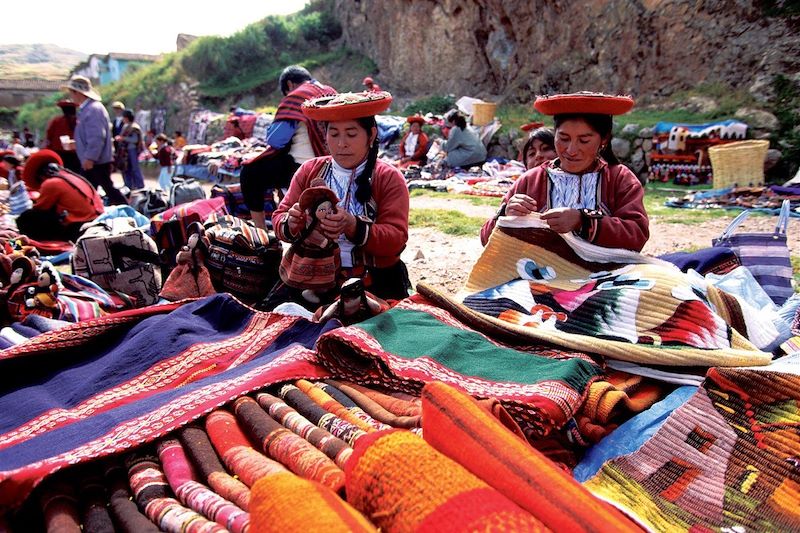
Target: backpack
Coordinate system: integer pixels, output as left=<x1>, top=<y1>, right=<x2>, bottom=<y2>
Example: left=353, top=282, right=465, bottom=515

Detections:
left=210, top=182, right=277, bottom=222
left=71, top=217, right=162, bottom=306
left=203, top=214, right=282, bottom=303
left=169, top=176, right=206, bottom=207
left=129, top=188, right=169, bottom=218
left=150, top=197, right=228, bottom=273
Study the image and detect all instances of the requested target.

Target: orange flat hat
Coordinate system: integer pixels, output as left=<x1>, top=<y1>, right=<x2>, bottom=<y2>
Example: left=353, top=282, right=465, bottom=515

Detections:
left=302, top=91, right=393, bottom=121
left=406, top=115, right=426, bottom=125
left=534, top=92, right=634, bottom=116
left=22, top=149, right=62, bottom=186
left=520, top=121, right=545, bottom=132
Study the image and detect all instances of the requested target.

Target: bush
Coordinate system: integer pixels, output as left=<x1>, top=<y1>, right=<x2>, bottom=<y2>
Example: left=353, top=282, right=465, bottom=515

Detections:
left=770, top=74, right=800, bottom=177
left=404, top=95, right=457, bottom=116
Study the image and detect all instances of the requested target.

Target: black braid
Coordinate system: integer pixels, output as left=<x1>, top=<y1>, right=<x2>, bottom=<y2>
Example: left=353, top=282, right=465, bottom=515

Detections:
left=355, top=116, right=379, bottom=204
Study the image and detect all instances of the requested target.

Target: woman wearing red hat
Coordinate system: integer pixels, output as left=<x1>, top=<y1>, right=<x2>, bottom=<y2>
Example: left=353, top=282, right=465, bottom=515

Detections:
left=269, top=91, right=410, bottom=308
left=398, top=115, right=429, bottom=168
left=44, top=100, right=81, bottom=174
left=480, top=93, right=649, bottom=251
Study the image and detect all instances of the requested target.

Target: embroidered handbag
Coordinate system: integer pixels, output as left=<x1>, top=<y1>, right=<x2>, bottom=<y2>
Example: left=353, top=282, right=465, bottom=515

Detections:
left=150, top=197, right=227, bottom=273
left=712, top=199, right=793, bottom=306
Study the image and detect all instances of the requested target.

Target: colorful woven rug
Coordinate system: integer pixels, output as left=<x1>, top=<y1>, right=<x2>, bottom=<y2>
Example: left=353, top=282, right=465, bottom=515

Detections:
left=452, top=221, right=771, bottom=366
left=584, top=366, right=800, bottom=531
left=0, top=294, right=335, bottom=511
left=315, top=294, right=601, bottom=437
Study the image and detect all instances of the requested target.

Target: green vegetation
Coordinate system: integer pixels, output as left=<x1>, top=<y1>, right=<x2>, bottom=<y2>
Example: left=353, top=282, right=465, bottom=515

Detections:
left=16, top=93, right=63, bottom=134
left=409, top=208, right=487, bottom=236
left=771, top=74, right=800, bottom=177
left=404, top=95, right=456, bottom=116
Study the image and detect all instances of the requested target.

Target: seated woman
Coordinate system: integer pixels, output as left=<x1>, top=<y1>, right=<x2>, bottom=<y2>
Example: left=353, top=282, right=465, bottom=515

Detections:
left=397, top=115, right=429, bottom=168
left=269, top=91, right=411, bottom=308
left=16, top=149, right=104, bottom=242
left=442, top=109, right=487, bottom=168
left=520, top=127, right=556, bottom=170
left=480, top=93, right=649, bottom=250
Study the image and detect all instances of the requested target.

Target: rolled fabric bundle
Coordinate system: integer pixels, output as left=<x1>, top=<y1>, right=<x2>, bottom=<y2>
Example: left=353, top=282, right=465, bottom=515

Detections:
left=421, top=381, right=641, bottom=533
left=204, top=410, right=288, bottom=486
left=336, top=381, right=422, bottom=417
left=295, top=379, right=376, bottom=432
left=103, top=461, right=160, bottom=533
left=314, top=381, right=391, bottom=430
left=232, top=396, right=345, bottom=493
left=156, top=439, right=250, bottom=533
left=345, top=430, right=547, bottom=532
left=39, top=475, right=81, bottom=533
left=325, top=380, right=422, bottom=429
left=250, top=472, right=376, bottom=533
left=278, top=384, right=367, bottom=446
left=178, top=425, right=251, bottom=511
left=125, top=450, right=226, bottom=533
left=75, top=464, right=115, bottom=533
left=255, top=392, right=352, bottom=468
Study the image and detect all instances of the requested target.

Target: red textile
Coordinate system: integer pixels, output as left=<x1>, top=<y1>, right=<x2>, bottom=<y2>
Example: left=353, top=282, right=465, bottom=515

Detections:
left=34, top=171, right=104, bottom=224
left=479, top=159, right=649, bottom=250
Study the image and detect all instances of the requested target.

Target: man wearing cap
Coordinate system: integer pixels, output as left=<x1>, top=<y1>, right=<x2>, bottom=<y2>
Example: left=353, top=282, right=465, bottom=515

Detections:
left=45, top=100, right=81, bottom=174
left=62, top=75, right=127, bottom=205
left=110, top=101, right=125, bottom=138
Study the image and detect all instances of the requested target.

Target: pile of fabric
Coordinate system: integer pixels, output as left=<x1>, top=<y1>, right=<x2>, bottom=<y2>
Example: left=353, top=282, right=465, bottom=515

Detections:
left=665, top=184, right=800, bottom=214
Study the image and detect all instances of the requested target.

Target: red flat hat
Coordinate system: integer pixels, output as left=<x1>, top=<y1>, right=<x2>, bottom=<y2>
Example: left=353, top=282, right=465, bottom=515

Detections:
left=534, top=92, right=634, bottom=116
left=362, top=77, right=374, bottom=85
left=406, top=115, right=426, bottom=125
left=22, top=149, right=63, bottom=187
left=302, top=91, right=393, bottom=122
left=520, top=121, right=545, bottom=132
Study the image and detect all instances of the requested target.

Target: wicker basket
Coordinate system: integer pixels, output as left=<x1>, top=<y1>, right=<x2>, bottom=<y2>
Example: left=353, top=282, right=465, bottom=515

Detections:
left=708, top=140, right=770, bottom=188
left=472, top=102, right=497, bottom=126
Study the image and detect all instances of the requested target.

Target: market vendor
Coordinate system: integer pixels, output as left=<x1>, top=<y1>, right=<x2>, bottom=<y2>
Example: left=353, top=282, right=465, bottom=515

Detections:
left=16, top=149, right=104, bottom=242
left=442, top=109, right=487, bottom=168
left=480, top=92, right=649, bottom=250
left=269, top=90, right=410, bottom=308
left=397, top=115, right=429, bottom=168
left=239, top=65, right=336, bottom=230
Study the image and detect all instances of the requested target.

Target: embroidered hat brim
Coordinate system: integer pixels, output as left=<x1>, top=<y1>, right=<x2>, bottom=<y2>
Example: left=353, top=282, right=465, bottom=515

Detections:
left=302, top=91, right=393, bottom=121
left=534, top=93, right=634, bottom=116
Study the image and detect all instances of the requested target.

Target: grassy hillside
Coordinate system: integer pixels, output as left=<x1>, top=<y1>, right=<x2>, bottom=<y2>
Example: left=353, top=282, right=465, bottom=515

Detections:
left=0, top=44, right=86, bottom=80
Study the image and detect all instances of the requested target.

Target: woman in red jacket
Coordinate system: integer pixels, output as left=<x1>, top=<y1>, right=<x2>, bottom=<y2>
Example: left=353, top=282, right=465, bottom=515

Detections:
left=270, top=91, right=410, bottom=307
left=480, top=93, right=649, bottom=251
left=398, top=115, right=429, bottom=168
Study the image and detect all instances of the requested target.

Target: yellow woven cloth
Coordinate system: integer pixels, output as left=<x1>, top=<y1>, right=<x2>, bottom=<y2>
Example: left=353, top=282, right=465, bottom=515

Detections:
left=442, top=224, right=771, bottom=367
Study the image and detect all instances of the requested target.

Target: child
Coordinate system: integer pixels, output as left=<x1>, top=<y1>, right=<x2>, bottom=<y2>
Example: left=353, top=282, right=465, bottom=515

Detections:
left=153, top=134, right=174, bottom=191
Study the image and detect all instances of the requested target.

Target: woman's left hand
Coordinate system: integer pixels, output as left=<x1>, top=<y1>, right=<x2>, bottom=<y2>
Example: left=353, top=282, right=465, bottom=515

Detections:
left=318, top=209, right=357, bottom=241
left=541, top=208, right=582, bottom=234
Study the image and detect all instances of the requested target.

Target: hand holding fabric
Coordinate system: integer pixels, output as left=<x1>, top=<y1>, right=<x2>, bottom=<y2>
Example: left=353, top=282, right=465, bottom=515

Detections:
left=541, top=207, right=581, bottom=233
left=319, top=209, right=356, bottom=241
left=506, top=194, right=538, bottom=216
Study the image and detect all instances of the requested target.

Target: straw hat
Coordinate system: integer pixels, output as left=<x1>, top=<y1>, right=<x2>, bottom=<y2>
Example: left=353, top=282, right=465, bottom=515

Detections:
left=302, top=91, right=392, bottom=121
left=111, top=101, right=125, bottom=110
left=534, top=92, right=634, bottom=116
left=61, top=75, right=101, bottom=101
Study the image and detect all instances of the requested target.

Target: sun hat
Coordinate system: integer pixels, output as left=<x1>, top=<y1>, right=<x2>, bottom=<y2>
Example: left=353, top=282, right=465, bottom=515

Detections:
left=534, top=92, right=634, bottom=116
left=111, top=101, right=125, bottom=110
left=61, top=75, right=101, bottom=101
left=302, top=91, right=393, bottom=122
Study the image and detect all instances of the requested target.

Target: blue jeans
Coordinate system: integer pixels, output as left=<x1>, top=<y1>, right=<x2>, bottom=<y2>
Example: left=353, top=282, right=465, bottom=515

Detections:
left=124, top=148, right=145, bottom=190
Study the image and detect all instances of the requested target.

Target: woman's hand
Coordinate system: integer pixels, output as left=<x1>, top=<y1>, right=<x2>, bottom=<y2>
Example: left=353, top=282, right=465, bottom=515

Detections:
left=286, top=203, right=306, bottom=237
left=541, top=207, right=582, bottom=233
left=505, top=194, right=538, bottom=216
left=319, top=209, right=356, bottom=241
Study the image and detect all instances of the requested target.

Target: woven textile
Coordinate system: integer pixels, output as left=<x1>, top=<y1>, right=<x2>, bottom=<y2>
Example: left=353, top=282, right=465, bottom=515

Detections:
left=254, top=392, right=353, bottom=469
left=0, top=294, right=333, bottom=511
left=325, top=380, right=422, bottom=429
left=584, top=367, right=800, bottom=531
left=335, top=381, right=422, bottom=417
left=156, top=439, right=250, bottom=533
left=295, top=379, right=378, bottom=432
left=232, top=396, right=345, bottom=493
left=315, top=381, right=392, bottom=431
left=421, top=381, right=640, bottom=533
left=75, top=464, right=115, bottom=533
left=345, top=430, right=548, bottom=532
left=104, top=461, right=160, bottom=532
left=39, top=475, right=81, bottom=533
left=315, top=295, right=601, bottom=437
left=250, top=472, right=376, bottom=532
left=456, top=224, right=771, bottom=366
left=278, top=384, right=368, bottom=446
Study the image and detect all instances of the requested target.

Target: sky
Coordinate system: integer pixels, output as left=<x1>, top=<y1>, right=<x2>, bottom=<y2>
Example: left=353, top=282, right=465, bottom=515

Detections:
left=9, top=0, right=310, bottom=55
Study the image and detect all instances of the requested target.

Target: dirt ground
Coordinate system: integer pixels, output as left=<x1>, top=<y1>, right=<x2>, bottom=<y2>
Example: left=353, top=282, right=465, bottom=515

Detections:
left=403, top=196, right=800, bottom=294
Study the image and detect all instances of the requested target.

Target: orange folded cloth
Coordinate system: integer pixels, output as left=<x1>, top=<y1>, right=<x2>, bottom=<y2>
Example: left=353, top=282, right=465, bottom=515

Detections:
left=421, top=381, right=642, bottom=533
left=345, top=429, right=548, bottom=532
left=251, top=472, right=376, bottom=532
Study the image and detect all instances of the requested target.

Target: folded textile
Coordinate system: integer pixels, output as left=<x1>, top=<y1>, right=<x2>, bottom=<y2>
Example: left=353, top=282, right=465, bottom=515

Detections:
left=104, top=461, right=160, bottom=532
left=345, top=430, right=548, bottom=532
left=39, top=474, right=81, bottom=533
left=278, top=384, right=367, bottom=446
left=251, top=472, right=376, bottom=532
left=421, top=381, right=640, bottom=533
left=456, top=224, right=771, bottom=366
left=334, top=381, right=422, bottom=417
left=316, top=294, right=601, bottom=437
left=325, top=380, right=422, bottom=429
left=254, top=392, right=352, bottom=468
left=0, top=294, right=333, bottom=511
left=75, top=464, right=115, bottom=533
left=232, top=396, right=345, bottom=493
left=584, top=367, right=800, bottom=531
left=295, top=379, right=378, bottom=433
left=314, top=381, right=392, bottom=431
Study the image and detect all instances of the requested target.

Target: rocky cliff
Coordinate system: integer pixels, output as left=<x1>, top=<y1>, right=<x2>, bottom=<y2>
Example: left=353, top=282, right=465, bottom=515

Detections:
left=334, top=0, right=799, bottom=103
